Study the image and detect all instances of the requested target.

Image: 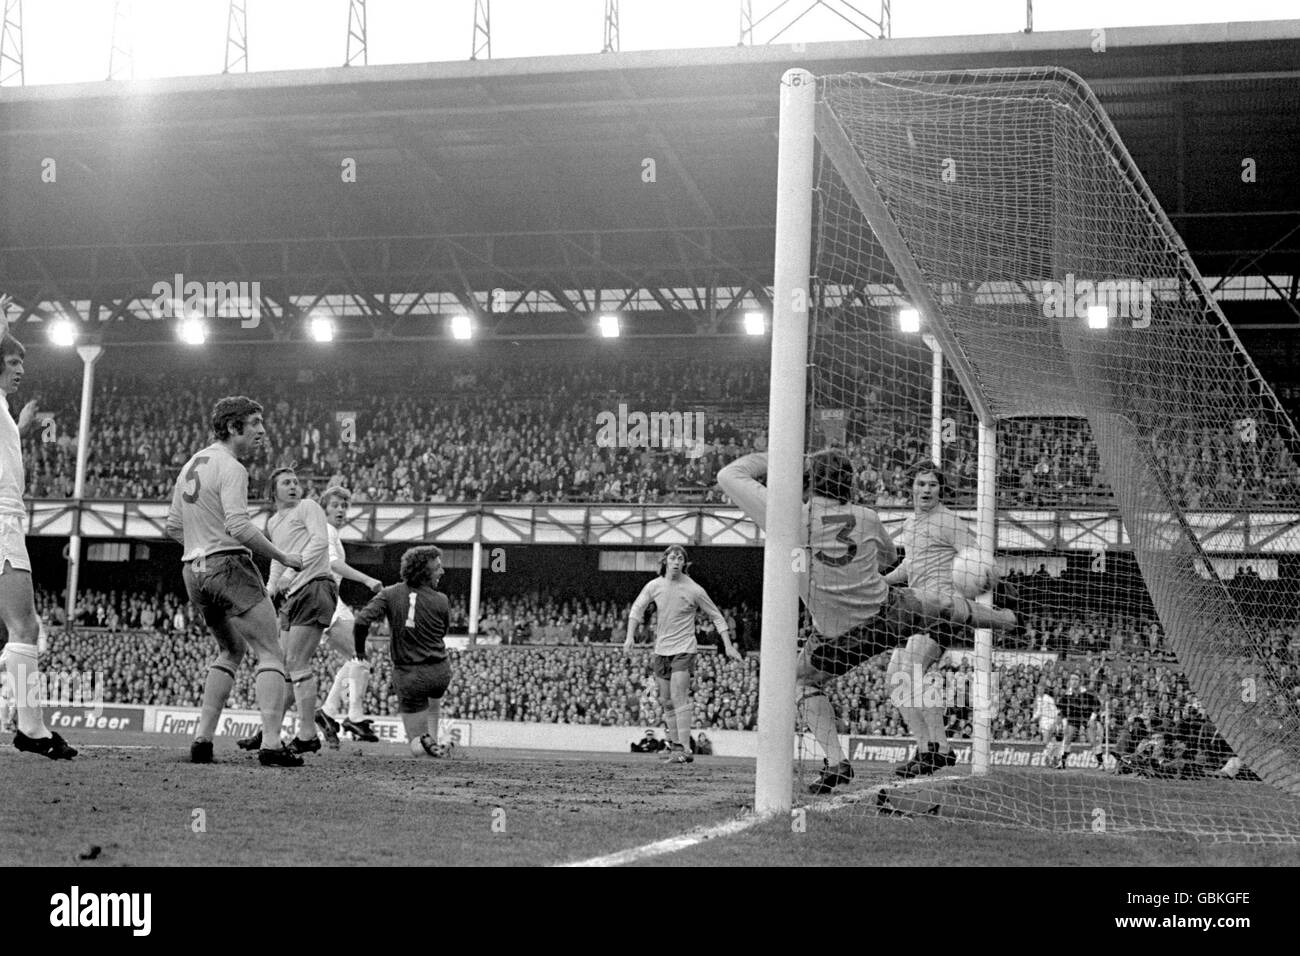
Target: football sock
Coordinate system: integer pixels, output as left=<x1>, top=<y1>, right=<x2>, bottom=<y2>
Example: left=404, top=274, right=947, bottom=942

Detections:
left=426, top=698, right=442, bottom=741
left=278, top=676, right=294, bottom=726
left=4, top=643, right=49, bottom=738
left=324, top=667, right=348, bottom=719
left=802, top=690, right=844, bottom=764
left=921, top=705, right=948, bottom=752
left=347, top=660, right=369, bottom=722
left=674, top=702, right=693, bottom=752
left=195, top=662, right=237, bottom=742
left=901, top=708, right=928, bottom=752
left=291, top=671, right=318, bottom=740
left=254, top=667, right=287, bottom=745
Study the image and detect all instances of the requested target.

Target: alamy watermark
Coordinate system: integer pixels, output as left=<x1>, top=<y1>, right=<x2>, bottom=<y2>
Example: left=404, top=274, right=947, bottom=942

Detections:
left=149, top=273, right=261, bottom=328
left=594, top=403, right=706, bottom=458
left=1042, top=273, right=1152, bottom=327
left=1, top=666, right=104, bottom=719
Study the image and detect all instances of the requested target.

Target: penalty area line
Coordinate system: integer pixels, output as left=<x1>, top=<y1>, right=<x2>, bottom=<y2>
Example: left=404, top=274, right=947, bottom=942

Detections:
left=558, top=773, right=958, bottom=867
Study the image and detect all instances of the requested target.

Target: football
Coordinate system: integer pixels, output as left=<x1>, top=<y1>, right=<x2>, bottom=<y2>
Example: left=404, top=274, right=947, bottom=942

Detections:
left=952, top=548, right=997, bottom=598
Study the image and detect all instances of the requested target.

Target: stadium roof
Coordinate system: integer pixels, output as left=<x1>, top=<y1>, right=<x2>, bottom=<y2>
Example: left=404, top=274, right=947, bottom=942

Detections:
left=1, top=18, right=1299, bottom=341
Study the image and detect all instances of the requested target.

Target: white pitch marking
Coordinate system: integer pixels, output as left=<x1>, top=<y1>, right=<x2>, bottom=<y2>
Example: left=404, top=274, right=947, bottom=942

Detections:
left=559, top=773, right=958, bottom=867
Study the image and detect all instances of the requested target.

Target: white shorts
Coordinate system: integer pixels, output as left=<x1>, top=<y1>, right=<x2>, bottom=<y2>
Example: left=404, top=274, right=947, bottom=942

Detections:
left=0, top=514, right=31, bottom=574
left=1040, top=719, right=1061, bottom=739
left=330, top=601, right=354, bottom=628
left=322, top=600, right=354, bottom=648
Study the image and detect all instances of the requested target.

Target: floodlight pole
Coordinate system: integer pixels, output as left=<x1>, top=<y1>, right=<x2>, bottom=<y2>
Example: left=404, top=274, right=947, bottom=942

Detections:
left=64, top=344, right=103, bottom=630
left=755, top=68, right=814, bottom=817
left=469, top=539, right=483, bottom=645
left=922, top=332, right=943, bottom=465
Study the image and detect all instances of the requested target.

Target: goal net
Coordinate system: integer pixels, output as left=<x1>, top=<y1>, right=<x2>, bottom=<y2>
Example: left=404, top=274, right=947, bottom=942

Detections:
left=793, top=67, right=1300, bottom=841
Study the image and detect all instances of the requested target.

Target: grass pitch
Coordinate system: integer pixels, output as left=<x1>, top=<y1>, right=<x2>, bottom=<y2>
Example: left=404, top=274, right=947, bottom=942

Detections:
left=2, top=731, right=1297, bottom=866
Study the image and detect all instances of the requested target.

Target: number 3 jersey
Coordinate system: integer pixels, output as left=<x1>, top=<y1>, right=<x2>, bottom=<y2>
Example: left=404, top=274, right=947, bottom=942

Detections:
left=718, top=452, right=894, bottom=639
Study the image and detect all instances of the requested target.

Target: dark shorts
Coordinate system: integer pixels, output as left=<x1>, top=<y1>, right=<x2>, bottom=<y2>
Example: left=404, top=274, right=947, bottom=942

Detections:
left=653, top=653, right=696, bottom=681
left=394, top=659, right=452, bottom=713
left=183, top=552, right=265, bottom=629
left=280, top=577, right=338, bottom=629
left=805, top=588, right=941, bottom=678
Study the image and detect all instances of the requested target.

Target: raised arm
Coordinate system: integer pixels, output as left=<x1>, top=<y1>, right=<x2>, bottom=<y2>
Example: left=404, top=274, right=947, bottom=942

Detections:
left=716, top=452, right=770, bottom=530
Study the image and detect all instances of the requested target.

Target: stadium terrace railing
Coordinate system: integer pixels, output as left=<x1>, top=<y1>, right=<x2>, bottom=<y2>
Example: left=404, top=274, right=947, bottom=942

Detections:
left=24, top=498, right=1300, bottom=553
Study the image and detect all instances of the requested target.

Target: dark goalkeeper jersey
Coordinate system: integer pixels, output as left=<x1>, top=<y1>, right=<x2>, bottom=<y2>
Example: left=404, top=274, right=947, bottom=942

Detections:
left=354, top=582, right=450, bottom=666
left=1058, top=690, right=1100, bottom=725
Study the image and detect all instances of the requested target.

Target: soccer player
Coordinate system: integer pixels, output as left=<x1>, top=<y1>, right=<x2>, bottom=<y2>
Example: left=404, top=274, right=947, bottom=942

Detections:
left=1056, top=672, right=1101, bottom=769
left=1032, top=677, right=1063, bottom=766
left=624, top=545, right=741, bottom=764
left=885, top=463, right=973, bottom=778
left=0, top=301, right=76, bottom=759
left=352, top=545, right=453, bottom=757
left=718, top=450, right=1019, bottom=795
left=317, top=485, right=383, bottom=746
left=166, top=396, right=305, bottom=767
left=257, top=467, right=335, bottom=754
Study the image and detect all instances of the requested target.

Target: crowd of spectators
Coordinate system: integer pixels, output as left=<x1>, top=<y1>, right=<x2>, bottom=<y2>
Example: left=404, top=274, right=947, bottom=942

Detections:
left=36, top=585, right=1300, bottom=747
left=18, top=359, right=1300, bottom=509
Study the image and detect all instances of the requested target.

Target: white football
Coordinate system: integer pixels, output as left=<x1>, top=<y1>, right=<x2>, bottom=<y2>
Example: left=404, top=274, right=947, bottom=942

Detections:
left=952, top=548, right=997, bottom=598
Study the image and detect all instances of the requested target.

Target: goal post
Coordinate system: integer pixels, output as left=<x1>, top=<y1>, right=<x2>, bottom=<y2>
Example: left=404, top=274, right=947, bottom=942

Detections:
left=764, top=65, right=1300, bottom=840
left=754, top=68, right=815, bottom=816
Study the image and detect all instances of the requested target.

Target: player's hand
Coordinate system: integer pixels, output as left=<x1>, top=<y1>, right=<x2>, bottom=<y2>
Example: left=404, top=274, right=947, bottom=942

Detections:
left=0, top=293, right=12, bottom=339
left=723, top=642, right=742, bottom=663
left=623, top=638, right=635, bottom=654
left=367, top=576, right=382, bottom=593
left=284, top=552, right=304, bottom=571
left=17, top=400, right=38, bottom=433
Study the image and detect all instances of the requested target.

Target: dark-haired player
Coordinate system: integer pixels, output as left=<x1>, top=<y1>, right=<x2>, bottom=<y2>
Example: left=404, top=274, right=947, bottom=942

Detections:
left=352, top=545, right=453, bottom=757
left=0, top=296, right=76, bottom=759
left=1056, top=672, right=1101, bottom=769
left=166, top=396, right=304, bottom=767
left=625, top=545, right=741, bottom=764
left=718, top=450, right=1018, bottom=794
left=886, top=462, right=974, bottom=778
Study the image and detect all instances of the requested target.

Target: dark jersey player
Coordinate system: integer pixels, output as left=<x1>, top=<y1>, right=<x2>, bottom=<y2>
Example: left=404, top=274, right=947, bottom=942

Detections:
left=353, top=545, right=453, bottom=757
left=1056, top=673, right=1101, bottom=769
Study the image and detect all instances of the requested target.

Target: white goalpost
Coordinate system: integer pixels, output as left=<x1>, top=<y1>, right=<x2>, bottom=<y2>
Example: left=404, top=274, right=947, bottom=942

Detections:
left=754, top=68, right=815, bottom=815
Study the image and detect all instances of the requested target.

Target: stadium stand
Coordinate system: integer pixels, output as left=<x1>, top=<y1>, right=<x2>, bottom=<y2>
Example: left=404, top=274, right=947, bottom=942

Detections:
left=21, top=360, right=1300, bottom=508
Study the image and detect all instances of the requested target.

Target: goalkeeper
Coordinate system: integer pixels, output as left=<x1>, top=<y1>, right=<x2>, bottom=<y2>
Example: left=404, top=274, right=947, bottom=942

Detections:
left=718, top=450, right=1019, bottom=795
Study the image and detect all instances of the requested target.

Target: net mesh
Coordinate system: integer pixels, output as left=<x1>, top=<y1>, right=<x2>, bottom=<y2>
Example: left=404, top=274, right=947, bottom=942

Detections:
left=802, top=68, right=1300, bottom=840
